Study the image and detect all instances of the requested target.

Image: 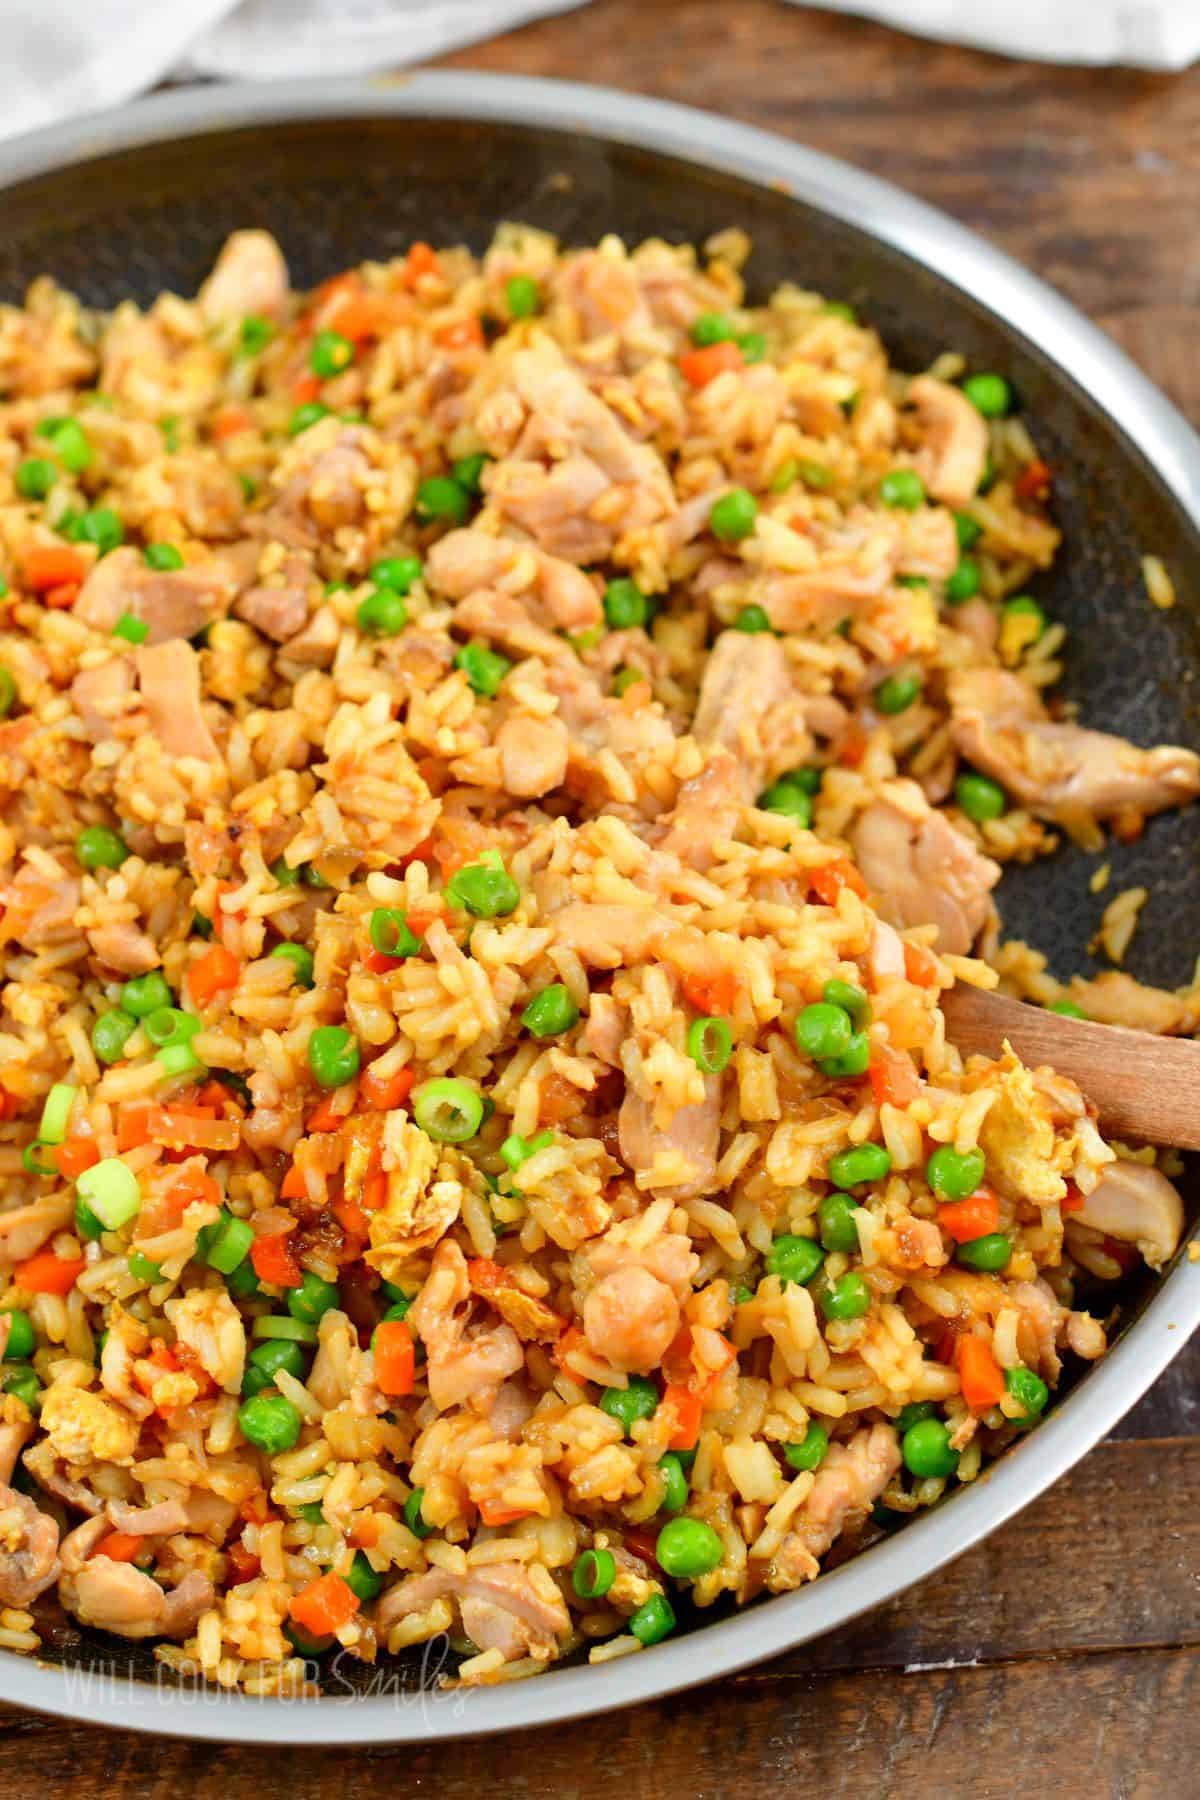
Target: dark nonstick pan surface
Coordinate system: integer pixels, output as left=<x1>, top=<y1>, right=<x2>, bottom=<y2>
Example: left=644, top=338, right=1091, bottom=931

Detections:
left=0, top=75, right=1195, bottom=1742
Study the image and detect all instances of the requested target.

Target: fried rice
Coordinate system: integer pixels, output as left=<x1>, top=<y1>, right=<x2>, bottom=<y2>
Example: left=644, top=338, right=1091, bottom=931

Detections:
left=0, top=223, right=1193, bottom=1693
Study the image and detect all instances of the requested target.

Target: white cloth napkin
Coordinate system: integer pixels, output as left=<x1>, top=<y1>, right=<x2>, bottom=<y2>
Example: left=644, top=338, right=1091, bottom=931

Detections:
left=0, top=0, right=1196, bottom=146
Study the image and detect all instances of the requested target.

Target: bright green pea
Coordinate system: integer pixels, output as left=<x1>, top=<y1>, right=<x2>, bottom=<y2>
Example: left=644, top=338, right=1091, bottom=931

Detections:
left=926, top=1145, right=986, bottom=1201
left=505, top=275, right=540, bottom=319
left=828, top=1143, right=892, bottom=1189
left=879, top=468, right=924, bottom=510
left=121, top=971, right=172, bottom=1018
left=963, top=373, right=1011, bottom=418
left=628, top=1592, right=675, bottom=1645
left=77, top=508, right=124, bottom=556
left=445, top=861, right=519, bottom=919
left=455, top=639, right=511, bottom=696
left=956, top=1233, right=1011, bottom=1272
left=795, top=1002, right=852, bottom=1062
left=346, top=1550, right=384, bottom=1603
left=902, top=1416, right=959, bottom=1478
left=1, top=1310, right=35, bottom=1361
left=655, top=1516, right=724, bottom=1579
left=1003, top=595, right=1046, bottom=638
left=1005, top=1365, right=1049, bottom=1422
left=658, top=1453, right=689, bottom=1513
left=738, top=332, right=767, bottom=363
left=709, top=488, right=758, bottom=542
left=734, top=604, right=772, bottom=633
left=818, top=1193, right=860, bottom=1254
left=356, top=587, right=408, bottom=637
left=287, top=1270, right=340, bottom=1326
left=765, top=1234, right=825, bottom=1287
left=954, top=511, right=982, bottom=551
left=521, top=983, right=580, bottom=1038
left=955, top=771, right=1006, bottom=822
left=112, top=613, right=149, bottom=644
left=819, top=1272, right=871, bottom=1321
left=946, top=558, right=980, bottom=603
left=598, top=1376, right=658, bottom=1435
left=91, top=1009, right=136, bottom=1065
left=2, top=1367, right=41, bottom=1412
left=76, top=824, right=129, bottom=872
left=403, top=1489, right=433, bottom=1539
left=369, top=555, right=423, bottom=594
left=238, top=315, right=274, bottom=356
left=451, top=454, right=489, bottom=494
left=288, top=402, right=331, bottom=437
left=691, top=313, right=735, bottom=346
left=307, top=1025, right=360, bottom=1088
left=759, top=780, right=812, bottom=827
left=415, top=477, right=470, bottom=525
left=310, top=330, right=355, bottom=378
left=238, top=1393, right=302, bottom=1454
left=603, top=578, right=648, bottom=631
left=784, top=1423, right=829, bottom=1472
left=875, top=672, right=922, bottom=714
left=15, top=458, right=56, bottom=500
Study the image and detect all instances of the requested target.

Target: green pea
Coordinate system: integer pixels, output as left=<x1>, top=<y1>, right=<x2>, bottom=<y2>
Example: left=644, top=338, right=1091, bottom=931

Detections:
left=783, top=1423, right=829, bottom=1472
left=598, top=1376, right=658, bottom=1435
left=945, top=558, right=980, bottom=603
left=709, top=488, right=758, bottom=543
left=404, top=1488, right=433, bottom=1539
left=356, top=587, right=408, bottom=637
left=521, top=983, right=580, bottom=1038
left=734, top=604, right=772, bottom=634
left=1003, top=595, right=1046, bottom=638
left=691, top=313, right=735, bottom=346
left=795, top=1001, right=852, bottom=1062
left=828, top=1144, right=892, bottom=1189
left=896, top=1401, right=937, bottom=1434
left=77, top=508, right=124, bottom=557
left=926, top=1145, right=986, bottom=1201
left=628, top=1592, right=675, bottom=1645
left=603, top=578, right=648, bottom=631
left=288, top=402, right=331, bottom=437
left=759, top=780, right=812, bottom=826
left=144, top=542, right=184, bottom=573
left=450, top=455, right=489, bottom=495
left=955, top=771, right=1007, bottom=822
left=765, top=1234, right=825, bottom=1287
left=818, top=1192, right=860, bottom=1255
left=121, top=971, right=172, bottom=1018
left=902, top=1416, right=959, bottom=1479
left=879, top=469, right=925, bottom=510
left=286, top=1270, right=339, bottom=1327
left=819, top=1272, right=871, bottom=1321
left=954, top=511, right=982, bottom=551
left=1047, top=999, right=1087, bottom=1020
left=346, top=1549, right=384, bottom=1603
left=658, top=1452, right=689, bottom=1513
left=239, top=315, right=274, bottom=356
left=91, top=1009, right=136, bottom=1065
left=445, top=861, right=520, bottom=919
left=310, top=330, right=355, bottom=378
left=819, top=1031, right=871, bottom=1080
left=956, top=1233, right=1011, bottom=1272
left=875, top=672, right=922, bottom=714
left=269, top=942, right=315, bottom=989
left=1, top=1310, right=35, bottom=1361
left=505, top=275, right=540, bottom=319
left=655, top=1516, right=724, bottom=1579
left=415, top=476, right=470, bottom=525
left=2, top=1366, right=41, bottom=1412
left=76, top=824, right=130, bottom=872
left=1005, top=1365, right=1048, bottom=1423
left=237, top=1392, right=302, bottom=1454
left=307, top=1024, right=360, bottom=1089
left=369, top=555, right=423, bottom=594
left=455, top=639, right=511, bottom=696
left=962, top=373, right=1011, bottom=418
left=15, top=458, right=56, bottom=500
left=738, top=332, right=767, bottom=363
left=112, top=613, right=149, bottom=644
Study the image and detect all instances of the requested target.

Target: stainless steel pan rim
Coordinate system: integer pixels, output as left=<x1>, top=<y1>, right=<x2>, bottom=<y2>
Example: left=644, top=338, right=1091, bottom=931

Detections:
left=0, top=71, right=1196, bottom=1744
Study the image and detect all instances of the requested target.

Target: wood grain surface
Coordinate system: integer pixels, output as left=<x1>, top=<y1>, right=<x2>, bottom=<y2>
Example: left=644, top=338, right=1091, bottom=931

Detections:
left=4, top=3, right=1199, bottom=1790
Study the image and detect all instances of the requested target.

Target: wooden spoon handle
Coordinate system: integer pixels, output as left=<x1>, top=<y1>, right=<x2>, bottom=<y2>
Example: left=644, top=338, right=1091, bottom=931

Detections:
left=939, top=985, right=1200, bottom=1150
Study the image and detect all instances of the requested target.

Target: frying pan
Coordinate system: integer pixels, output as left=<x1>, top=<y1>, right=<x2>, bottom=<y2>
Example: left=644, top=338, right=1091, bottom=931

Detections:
left=0, top=73, right=1196, bottom=1743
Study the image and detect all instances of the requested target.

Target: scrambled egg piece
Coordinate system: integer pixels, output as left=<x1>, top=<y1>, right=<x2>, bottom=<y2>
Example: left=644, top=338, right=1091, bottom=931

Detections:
left=366, top=1116, right=464, bottom=1280
left=976, top=1046, right=1068, bottom=1205
left=166, top=1287, right=246, bottom=1394
left=40, top=1384, right=140, bottom=1466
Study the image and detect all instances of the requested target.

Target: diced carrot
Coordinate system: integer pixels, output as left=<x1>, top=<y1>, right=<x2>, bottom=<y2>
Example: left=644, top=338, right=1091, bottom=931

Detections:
left=553, top=1325, right=587, bottom=1371
left=225, top=1543, right=261, bottom=1585
left=15, top=1249, right=85, bottom=1294
left=23, top=546, right=87, bottom=593
left=188, top=944, right=241, bottom=1007
left=0, top=1087, right=21, bottom=1122
left=289, top=1572, right=360, bottom=1637
left=808, top=858, right=869, bottom=906
left=903, top=942, right=939, bottom=988
left=1060, top=1183, right=1084, bottom=1215
left=1015, top=458, right=1052, bottom=505
left=466, top=1256, right=512, bottom=1296
left=362, top=1171, right=387, bottom=1214
left=363, top=949, right=402, bottom=975
left=680, top=969, right=739, bottom=1017
left=350, top=1517, right=382, bottom=1549
left=868, top=1045, right=922, bottom=1109
left=43, top=581, right=80, bottom=610
left=372, top=1319, right=415, bottom=1396
left=622, top=1528, right=661, bottom=1570
left=678, top=341, right=744, bottom=388
left=838, top=720, right=869, bottom=768
left=250, top=1232, right=302, bottom=1288
left=291, top=372, right=321, bottom=406
left=153, top=1107, right=239, bottom=1153
left=360, top=1065, right=414, bottom=1112
left=477, top=1500, right=531, bottom=1527
left=198, top=1079, right=242, bottom=1113
left=167, top=1167, right=221, bottom=1212
left=116, top=1105, right=156, bottom=1152
left=661, top=1384, right=704, bottom=1452
left=937, top=1187, right=1000, bottom=1245
left=306, top=1093, right=346, bottom=1134
left=95, top=1531, right=143, bottom=1563
left=332, top=1197, right=369, bottom=1240
left=280, top=1164, right=308, bottom=1201
left=434, top=317, right=484, bottom=352
left=957, top=1335, right=1006, bottom=1411
left=53, top=1136, right=101, bottom=1180
left=403, top=242, right=441, bottom=286
left=211, top=406, right=254, bottom=442
left=332, top=293, right=406, bottom=342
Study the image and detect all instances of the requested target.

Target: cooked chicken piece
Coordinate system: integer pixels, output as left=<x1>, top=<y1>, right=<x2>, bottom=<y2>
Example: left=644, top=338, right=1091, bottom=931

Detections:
left=426, top=526, right=601, bottom=632
left=583, top=1265, right=681, bottom=1374
left=136, top=640, right=220, bottom=761
left=548, top=903, right=666, bottom=970
left=655, top=754, right=745, bottom=872
left=851, top=788, right=1000, bottom=954
left=767, top=1423, right=900, bottom=1589
left=761, top=563, right=891, bottom=635
left=691, top=632, right=814, bottom=796
left=105, top=1497, right=190, bottom=1537
left=495, top=714, right=569, bottom=798
left=866, top=918, right=907, bottom=985
left=0, top=1193, right=74, bottom=1264
left=908, top=375, right=988, bottom=509
left=74, top=546, right=232, bottom=644
left=70, top=657, right=136, bottom=743
left=59, top=1516, right=213, bottom=1641
left=234, top=551, right=313, bottom=642
left=485, top=347, right=675, bottom=559
left=407, top=1240, right=524, bottom=1413
left=583, top=993, right=627, bottom=1066
left=554, top=250, right=654, bottom=339
left=618, top=1075, right=722, bottom=1199
left=1010, top=1277, right=1066, bottom=1381
left=1070, top=1160, right=1184, bottom=1271
left=86, top=920, right=161, bottom=975
left=198, top=229, right=289, bottom=324
left=145, top=449, right=245, bottom=540
left=254, top=426, right=374, bottom=549
left=542, top=658, right=677, bottom=775
left=949, top=672, right=1200, bottom=826
left=376, top=1559, right=569, bottom=1661
left=0, top=1420, right=31, bottom=1485
left=281, top=605, right=341, bottom=667
left=0, top=1485, right=60, bottom=1606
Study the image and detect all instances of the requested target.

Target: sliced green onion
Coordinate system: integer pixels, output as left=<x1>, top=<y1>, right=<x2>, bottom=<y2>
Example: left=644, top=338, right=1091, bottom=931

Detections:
left=37, top=1082, right=77, bottom=1146
left=412, top=1078, right=484, bottom=1143
left=76, top=1158, right=141, bottom=1230
left=112, top=613, right=150, bottom=645
left=144, top=1007, right=200, bottom=1048
left=205, top=1211, right=255, bottom=1275
left=369, top=908, right=421, bottom=959
left=157, top=1041, right=206, bottom=1079
left=686, top=1017, right=732, bottom=1074
left=250, top=1315, right=320, bottom=1344
left=499, top=1129, right=554, bottom=1173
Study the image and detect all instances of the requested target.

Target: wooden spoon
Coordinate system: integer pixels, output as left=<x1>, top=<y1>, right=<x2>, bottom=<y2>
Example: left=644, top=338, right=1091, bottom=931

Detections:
left=939, top=984, right=1200, bottom=1150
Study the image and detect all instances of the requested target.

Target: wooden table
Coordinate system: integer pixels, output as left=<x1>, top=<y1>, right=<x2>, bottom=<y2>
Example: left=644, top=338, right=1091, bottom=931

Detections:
left=5, top=3, right=1199, bottom=1790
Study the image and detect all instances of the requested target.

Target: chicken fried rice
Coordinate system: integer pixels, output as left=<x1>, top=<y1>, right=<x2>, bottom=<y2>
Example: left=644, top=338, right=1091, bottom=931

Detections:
left=0, top=225, right=1193, bottom=1692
